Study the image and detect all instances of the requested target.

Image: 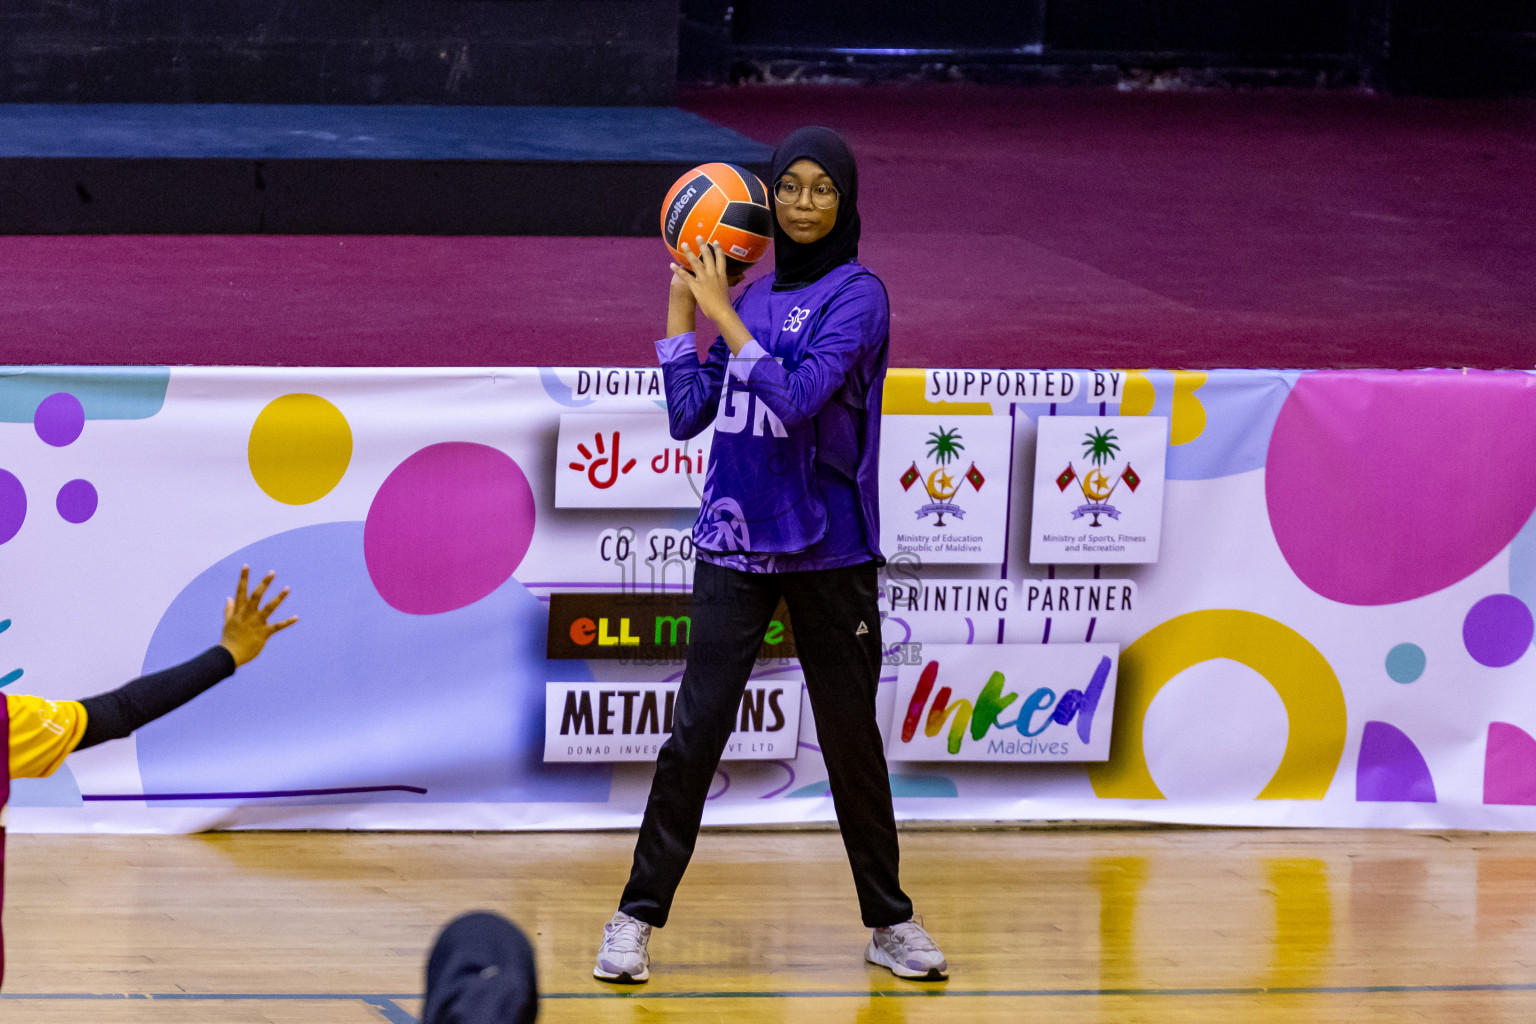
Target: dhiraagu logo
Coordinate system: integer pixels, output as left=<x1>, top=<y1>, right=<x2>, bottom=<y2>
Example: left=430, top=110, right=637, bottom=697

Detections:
left=886, top=643, right=1120, bottom=762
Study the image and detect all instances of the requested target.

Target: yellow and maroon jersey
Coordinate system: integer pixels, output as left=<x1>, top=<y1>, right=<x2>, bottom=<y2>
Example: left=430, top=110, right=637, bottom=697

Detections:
left=2, top=691, right=88, bottom=983
left=6, top=693, right=87, bottom=780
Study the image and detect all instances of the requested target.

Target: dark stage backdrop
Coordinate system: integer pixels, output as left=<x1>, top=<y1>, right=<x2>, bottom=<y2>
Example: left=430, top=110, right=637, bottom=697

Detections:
left=0, top=0, right=680, bottom=105
left=684, top=0, right=1534, bottom=96
left=1, top=0, right=1526, bottom=101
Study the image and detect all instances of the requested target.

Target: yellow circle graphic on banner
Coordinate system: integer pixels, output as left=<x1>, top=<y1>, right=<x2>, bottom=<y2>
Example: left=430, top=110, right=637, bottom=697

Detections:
left=1087, top=609, right=1346, bottom=800
left=248, top=393, right=353, bottom=505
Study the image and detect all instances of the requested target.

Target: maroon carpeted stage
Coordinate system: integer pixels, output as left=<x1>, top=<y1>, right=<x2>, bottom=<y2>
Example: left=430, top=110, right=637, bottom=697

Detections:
left=1, top=86, right=1531, bottom=369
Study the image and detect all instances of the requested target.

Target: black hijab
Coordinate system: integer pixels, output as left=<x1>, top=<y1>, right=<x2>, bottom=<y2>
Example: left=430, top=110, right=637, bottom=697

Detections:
left=770, top=126, right=861, bottom=290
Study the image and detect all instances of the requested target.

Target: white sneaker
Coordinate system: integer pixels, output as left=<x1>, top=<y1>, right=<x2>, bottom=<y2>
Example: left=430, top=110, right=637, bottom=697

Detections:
left=594, top=910, right=652, bottom=984
left=866, top=916, right=948, bottom=980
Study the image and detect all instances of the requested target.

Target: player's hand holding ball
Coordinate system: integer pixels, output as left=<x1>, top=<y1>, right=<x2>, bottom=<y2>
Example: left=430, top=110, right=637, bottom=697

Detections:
left=674, top=236, right=739, bottom=324
left=667, top=252, right=698, bottom=322
left=659, top=162, right=770, bottom=341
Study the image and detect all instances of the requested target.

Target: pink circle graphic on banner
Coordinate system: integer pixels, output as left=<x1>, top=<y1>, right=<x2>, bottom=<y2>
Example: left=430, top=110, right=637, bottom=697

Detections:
left=364, top=443, right=536, bottom=615
left=1266, top=371, right=1536, bottom=606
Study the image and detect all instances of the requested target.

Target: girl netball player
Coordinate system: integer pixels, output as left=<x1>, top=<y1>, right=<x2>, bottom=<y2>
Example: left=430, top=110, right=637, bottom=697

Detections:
left=594, top=126, right=947, bottom=984
left=1, top=567, right=295, bottom=984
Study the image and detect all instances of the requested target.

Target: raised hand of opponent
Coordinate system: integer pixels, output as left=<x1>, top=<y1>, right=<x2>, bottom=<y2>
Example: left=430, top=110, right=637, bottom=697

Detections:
left=219, top=566, right=298, bottom=667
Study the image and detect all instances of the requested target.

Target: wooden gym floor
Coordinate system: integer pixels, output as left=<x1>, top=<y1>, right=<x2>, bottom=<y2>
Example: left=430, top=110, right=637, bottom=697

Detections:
left=5, top=826, right=1536, bottom=1022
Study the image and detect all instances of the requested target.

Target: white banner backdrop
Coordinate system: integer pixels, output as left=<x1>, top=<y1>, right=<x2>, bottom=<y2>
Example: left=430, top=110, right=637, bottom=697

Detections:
left=2, top=365, right=1536, bottom=833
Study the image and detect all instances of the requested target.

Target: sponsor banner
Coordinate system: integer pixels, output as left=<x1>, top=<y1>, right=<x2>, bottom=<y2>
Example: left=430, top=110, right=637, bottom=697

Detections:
left=9, top=365, right=1536, bottom=836
left=548, top=367, right=668, bottom=404
left=1017, top=579, right=1136, bottom=617
left=887, top=643, right=1119, bottom=762
left=544, top=680, right=802, bottom=762
left=594, top=527, right=699, bottom=591
left=881, top=579, right=1013, bottom=617
left=924, top=369, right=1127, bottom=406
left=555, top=412, right=712, bottom=508
left=1009, top=577, right=1142, bottom=646
left=880, top=577, right=1013, bottom=646
left=880, top=415, right=1014, bottom=564
left=1030, top=415, right=1168, bottom=564
left=545, top=591, right=798, bottom=662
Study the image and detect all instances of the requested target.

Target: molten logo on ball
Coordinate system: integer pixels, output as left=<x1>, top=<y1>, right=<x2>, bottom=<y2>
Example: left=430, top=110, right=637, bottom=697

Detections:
left=666, top=186, right=698, bottom=236
left=659, top=162, right=773, bottom=276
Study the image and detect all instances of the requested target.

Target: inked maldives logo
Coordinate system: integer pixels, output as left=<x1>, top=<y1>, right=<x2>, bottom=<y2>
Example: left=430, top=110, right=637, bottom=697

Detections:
left=897, top=425, right=985, bottom=527
left=1053, top=426, right=1140, bottom=527
left=899, top=655, right=1111, bottom=756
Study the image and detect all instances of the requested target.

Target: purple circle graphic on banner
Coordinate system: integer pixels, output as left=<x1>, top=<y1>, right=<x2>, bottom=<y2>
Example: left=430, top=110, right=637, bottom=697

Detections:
left=0, top=470, right=25, bottom=544
left=1266, top=371, right=1536, bottom=606
left=364, top=442, right=536, bottom=615
left=33, top=392, right=85, bottom=447
left=56, top=479, right=98, bottom=524
left=1464, top=594, right=1534, bottom=668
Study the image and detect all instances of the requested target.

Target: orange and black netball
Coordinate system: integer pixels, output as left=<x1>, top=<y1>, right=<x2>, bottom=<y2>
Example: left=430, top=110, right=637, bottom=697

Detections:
left=660, top=162, right=773, bottom=276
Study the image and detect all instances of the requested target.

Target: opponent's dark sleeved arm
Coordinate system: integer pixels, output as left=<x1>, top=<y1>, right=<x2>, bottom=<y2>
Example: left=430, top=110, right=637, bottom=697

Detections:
left=75, top=646, right=237, bottom=750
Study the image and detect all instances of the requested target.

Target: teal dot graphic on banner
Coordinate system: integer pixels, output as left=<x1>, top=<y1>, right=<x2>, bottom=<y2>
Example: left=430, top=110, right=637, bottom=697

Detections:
left=33, top=392, right=85, bottom=447
left=1385, top=643, right=1426, bottom=683
left=0, top=469, right=25, bottom=544
left=1463, top=594, right=1535, bottom=668
left=56, top=479, right=98, bottom=524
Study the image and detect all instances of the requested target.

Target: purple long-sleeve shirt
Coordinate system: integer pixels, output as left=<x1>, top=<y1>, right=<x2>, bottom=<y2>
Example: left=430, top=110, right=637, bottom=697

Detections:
left=656, top=261, right=890, bottom=573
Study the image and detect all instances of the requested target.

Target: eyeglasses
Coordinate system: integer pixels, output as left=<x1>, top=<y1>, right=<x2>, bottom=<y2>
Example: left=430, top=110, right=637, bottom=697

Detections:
left=774, top=180, right=840, bottom=210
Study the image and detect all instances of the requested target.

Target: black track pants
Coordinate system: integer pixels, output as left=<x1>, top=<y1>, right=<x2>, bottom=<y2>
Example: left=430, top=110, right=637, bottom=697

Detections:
left=619, top=558, right=913, bottom=928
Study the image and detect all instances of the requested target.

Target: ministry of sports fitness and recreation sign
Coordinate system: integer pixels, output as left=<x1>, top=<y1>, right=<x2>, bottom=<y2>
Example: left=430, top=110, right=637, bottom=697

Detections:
left=1030, top=415, right=1169, bottom=564
left=544, top=591, right=798, bottom=662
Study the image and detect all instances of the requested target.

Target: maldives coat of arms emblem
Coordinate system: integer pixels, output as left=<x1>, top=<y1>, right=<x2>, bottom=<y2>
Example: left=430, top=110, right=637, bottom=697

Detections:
left=880, top=414, right=1015, bottom=565
left=1053, top=426, right=1142, bottom=527
left=898, top=425, right=987, bottom=526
